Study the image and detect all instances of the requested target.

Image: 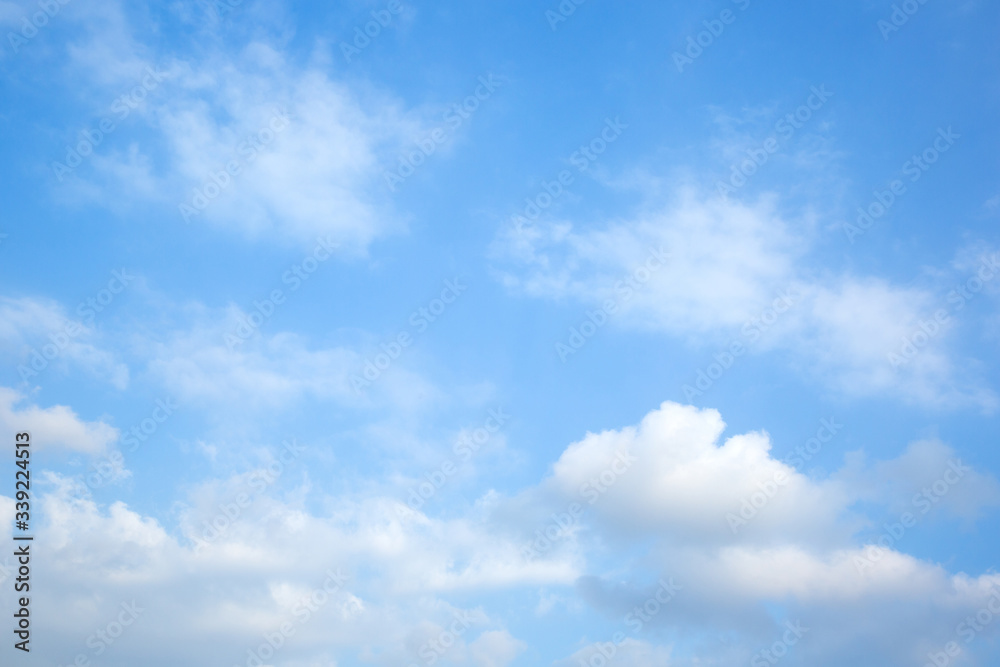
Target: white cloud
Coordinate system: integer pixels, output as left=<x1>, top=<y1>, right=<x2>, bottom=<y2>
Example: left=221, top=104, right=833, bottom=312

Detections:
left=538, top=402, right=1000, bottom=665
left=144, top=304, right=438, bottom=413
left=143, top=45, right=422, bottom=247
left=543, top=401, right=854, bottom=548
left=0, top=296, right=129, bottom=388
left=1, top=401, right=998, bottom=665
left=837, top=438, right=1000, bottom=521
left=0, top=387, right=119, bottom=454
left=494, top=189, right=801, bottom=333
left=492, top=189, right=997, bottom=409
left=537, top=402, right=1000, bottom=552
left=51, top=2, right=431, bottom=250
left=789, top=277, right=994, bottom=408
left=0, top=473, right=534, bottom=666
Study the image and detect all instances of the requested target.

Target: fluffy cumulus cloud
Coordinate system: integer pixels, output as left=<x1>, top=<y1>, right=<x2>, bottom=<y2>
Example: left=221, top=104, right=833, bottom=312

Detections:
left=543, top=401, right=853, bottom=547
left=534, top=403, right=1000, bottom=561
left=3, top=401, right=998, bottom=665
left=492, top=189, right=998, bottom=410
left=530, top=402, right=1000, bottom=666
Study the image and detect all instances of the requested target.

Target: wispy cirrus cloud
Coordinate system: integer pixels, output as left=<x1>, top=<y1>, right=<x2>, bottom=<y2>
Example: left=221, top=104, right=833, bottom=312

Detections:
left=492, top=188, right=998, bottom=410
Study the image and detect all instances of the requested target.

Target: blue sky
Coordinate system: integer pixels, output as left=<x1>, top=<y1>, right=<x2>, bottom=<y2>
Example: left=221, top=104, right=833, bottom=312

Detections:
left=1, top=0, right=1000, bottom=665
